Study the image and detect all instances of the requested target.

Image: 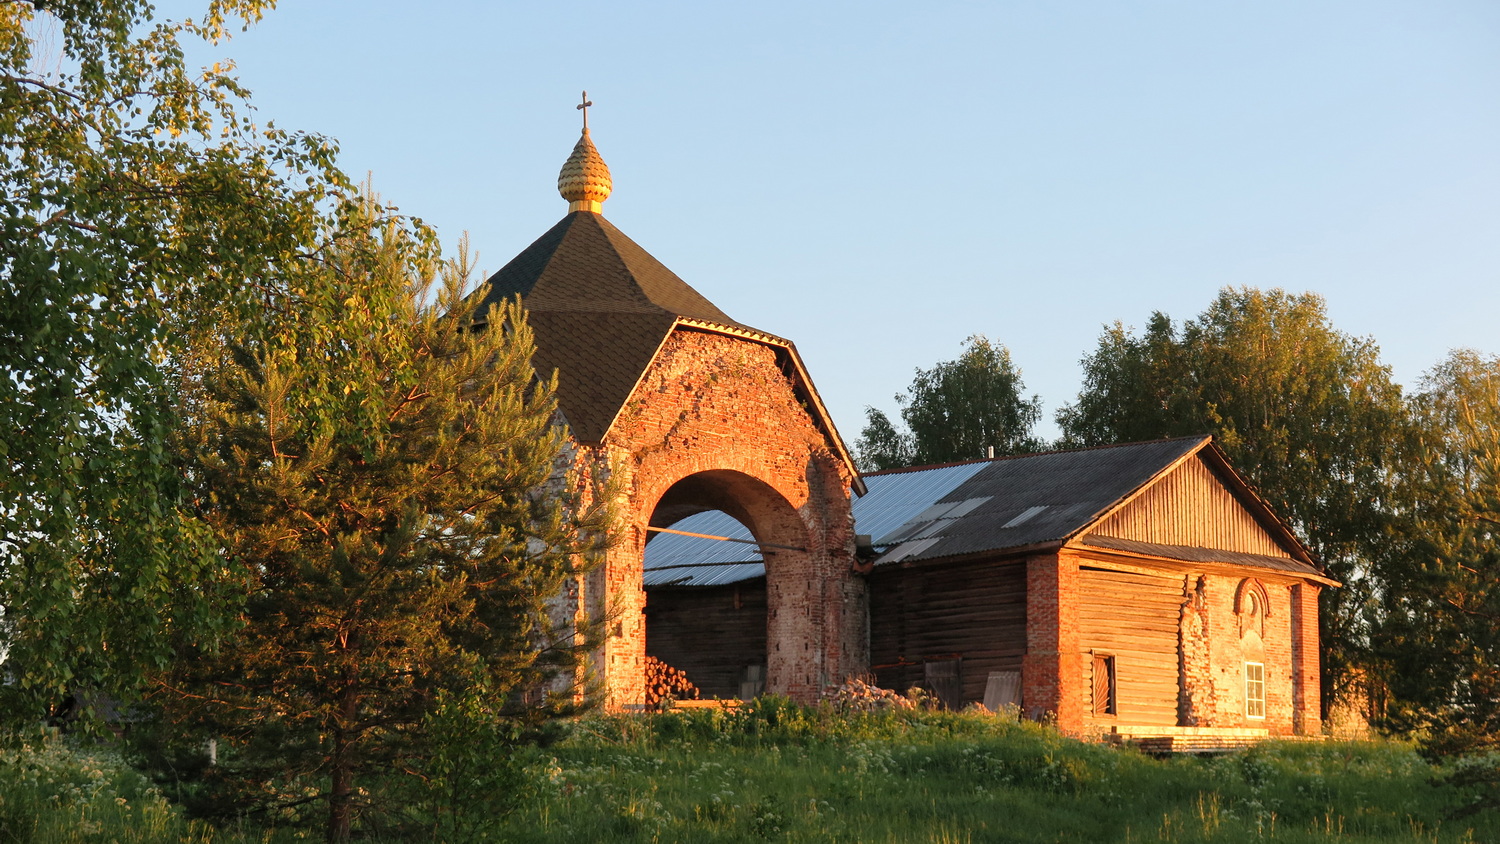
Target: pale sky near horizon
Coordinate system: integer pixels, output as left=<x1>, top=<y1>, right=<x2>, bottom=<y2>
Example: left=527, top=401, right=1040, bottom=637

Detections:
left=163, top=0, right=1498, bottom=445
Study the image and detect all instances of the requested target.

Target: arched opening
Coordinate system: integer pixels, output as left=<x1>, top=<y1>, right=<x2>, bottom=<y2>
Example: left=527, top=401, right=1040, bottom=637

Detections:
left=640, top=470, right=813, bottom=702
left=644, top=509, right=765, bottom=700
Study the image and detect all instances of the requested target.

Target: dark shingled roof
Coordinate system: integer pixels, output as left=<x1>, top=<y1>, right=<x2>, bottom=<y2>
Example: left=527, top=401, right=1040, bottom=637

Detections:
left=874, top=438, right=1204, bottom=559
left=871, top=436, right=1327, bottom=581
left=472, top=212, right=770, bottom=443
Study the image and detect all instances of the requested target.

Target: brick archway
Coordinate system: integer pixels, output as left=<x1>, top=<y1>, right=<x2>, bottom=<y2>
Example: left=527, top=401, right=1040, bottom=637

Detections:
left=643, top=469, right=828, bottom=701
left=476, top=132, right=870, bottom=713
left=575, top=328, right=864, bottom=709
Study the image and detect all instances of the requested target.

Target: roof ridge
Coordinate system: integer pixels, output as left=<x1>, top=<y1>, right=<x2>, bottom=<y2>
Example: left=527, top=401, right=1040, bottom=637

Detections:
left=860, top=434, right=1212, bottom=477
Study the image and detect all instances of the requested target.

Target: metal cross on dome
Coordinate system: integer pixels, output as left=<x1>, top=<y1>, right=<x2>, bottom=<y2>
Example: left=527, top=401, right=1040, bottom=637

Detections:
left=577, top=91, right=592, bottom=131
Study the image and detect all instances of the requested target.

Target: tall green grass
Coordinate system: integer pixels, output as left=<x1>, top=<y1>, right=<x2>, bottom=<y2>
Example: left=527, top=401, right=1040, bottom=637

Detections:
left=0, top=729, right=214, bottom=843
left=493, top=701, right=1494, bottom=843
left=3, top=703, right=1497, bottom=842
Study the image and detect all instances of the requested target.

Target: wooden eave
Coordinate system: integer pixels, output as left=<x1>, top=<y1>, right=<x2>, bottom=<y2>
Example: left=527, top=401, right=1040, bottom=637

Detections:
left=1066, top=539, right=1342, bottom=588
left=869, top=536, right=1338, bottom=588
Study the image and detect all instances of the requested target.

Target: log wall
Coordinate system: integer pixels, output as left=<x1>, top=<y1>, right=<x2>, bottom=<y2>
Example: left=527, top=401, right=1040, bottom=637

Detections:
left=869, top=558, right=1027, bottom=706
left=1078, top=567, right=1183, bottom=728
left=645, top=580, right=767, bottom=700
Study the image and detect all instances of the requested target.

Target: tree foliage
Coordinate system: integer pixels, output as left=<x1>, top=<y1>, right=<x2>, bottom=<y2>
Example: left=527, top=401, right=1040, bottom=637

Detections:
left=1056, top=287, right=1410, bottom=705
left=152, top=203, right=611, bottom=842
left=0, top=0, right=344, bottom=717
left=857, top=335, right=1043, bottom=471
left=1376, top=350, right=1500, bottom=771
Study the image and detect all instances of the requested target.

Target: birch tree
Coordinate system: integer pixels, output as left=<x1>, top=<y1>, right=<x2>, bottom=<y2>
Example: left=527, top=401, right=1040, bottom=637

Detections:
left=857, top=335, right=1043, bottom=471
left=0, top=0, right=344, bottom=719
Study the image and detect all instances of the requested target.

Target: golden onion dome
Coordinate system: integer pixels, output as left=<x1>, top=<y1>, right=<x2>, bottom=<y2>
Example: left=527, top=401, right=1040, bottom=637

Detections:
left=558, top=127, right=612, bottom=213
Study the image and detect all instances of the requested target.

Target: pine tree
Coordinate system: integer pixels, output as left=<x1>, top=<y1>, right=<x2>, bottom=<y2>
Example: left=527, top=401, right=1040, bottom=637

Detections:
left=155, top=202, right=610, bottom=842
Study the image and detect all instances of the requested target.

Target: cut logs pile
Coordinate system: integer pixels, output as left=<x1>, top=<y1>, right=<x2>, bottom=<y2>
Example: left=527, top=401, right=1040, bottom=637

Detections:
left=644, top=655, right=701, bottom=709
left=820, top=676, right=917, bottom=712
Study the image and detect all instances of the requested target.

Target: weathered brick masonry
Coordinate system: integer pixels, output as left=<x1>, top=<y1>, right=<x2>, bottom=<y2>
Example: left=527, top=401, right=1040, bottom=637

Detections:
left=476, top=125, right=868, bottom=711
left=1023, top=552, right=1081, bottom=726
left=581, top=330, right=863, bottom=707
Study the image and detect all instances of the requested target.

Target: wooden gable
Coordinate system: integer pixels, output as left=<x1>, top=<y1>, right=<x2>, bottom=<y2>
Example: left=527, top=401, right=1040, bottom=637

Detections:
left=1086, top=453, right=1294, bottom=560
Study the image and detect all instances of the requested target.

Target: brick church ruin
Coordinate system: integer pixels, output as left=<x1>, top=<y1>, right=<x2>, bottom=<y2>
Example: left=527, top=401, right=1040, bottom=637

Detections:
left=473, top=112, right=1335, bottom=739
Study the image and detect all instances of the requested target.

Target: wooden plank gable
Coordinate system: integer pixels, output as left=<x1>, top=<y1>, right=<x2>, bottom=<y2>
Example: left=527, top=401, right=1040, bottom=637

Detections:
left=1087, top=454, right=1293, bottom=560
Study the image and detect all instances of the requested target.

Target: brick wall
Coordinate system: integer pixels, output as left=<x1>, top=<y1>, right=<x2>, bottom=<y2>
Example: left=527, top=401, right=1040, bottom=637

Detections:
left=1291, top=583, right=1322, bottom=735
left=575, top=328, right=860, bottom=708
left=1023, top=552, right=1082, bottom=731
left=1178, top=574, right=1215, bottom=724
left=1197, top=574, right=1298, bottom=735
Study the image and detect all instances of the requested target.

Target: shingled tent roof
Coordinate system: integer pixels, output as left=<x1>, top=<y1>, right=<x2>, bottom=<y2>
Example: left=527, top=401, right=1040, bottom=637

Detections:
left=470, top=211, right=751, bottom=443
left=471, top=211, right=859, bottom=491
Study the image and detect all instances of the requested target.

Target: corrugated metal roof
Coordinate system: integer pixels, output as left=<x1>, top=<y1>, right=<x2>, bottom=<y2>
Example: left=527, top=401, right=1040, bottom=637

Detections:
left=643, top=511, right=763, bottom=587
left=641, top=461, right=987, bottom=587
left=856, top=461, right=991, bottom=544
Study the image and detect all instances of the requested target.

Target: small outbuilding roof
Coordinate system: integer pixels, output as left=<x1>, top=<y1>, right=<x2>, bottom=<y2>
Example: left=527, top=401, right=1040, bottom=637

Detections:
left=644, top=436, right=1332, bottom=587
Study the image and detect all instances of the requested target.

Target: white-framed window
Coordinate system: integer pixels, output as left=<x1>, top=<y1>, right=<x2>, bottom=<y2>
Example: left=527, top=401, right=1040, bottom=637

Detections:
left=1244, top=661, right=1266, bottom=719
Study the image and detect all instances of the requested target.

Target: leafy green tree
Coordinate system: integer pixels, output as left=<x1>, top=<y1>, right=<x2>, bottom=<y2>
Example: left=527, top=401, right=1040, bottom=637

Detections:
left=1057, top=287, right=1410, bottom=707
left=857, top=335, right=1043, bottom=471
left=154, top=205, right=611, bottom=842
left=1376, top=350, right=1500, bottom=786
left=0, top=1, right=343, bottom=718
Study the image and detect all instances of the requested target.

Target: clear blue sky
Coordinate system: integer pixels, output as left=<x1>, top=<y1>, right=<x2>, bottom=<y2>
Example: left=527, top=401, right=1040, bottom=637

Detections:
left=167, top=1, right=1498, bottom=443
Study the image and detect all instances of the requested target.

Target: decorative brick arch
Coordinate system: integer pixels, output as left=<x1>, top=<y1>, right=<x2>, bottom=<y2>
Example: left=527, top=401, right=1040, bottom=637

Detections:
left=1235, top=577, right=1271, bottom=639
left=575, top=328, right=864, bottom=708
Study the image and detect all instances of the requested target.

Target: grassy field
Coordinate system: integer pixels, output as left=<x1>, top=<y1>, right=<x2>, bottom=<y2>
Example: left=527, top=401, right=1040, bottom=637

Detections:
left=3, top=701, right=1498, bottom=842
left=492, top=702, right=1493, bottom=843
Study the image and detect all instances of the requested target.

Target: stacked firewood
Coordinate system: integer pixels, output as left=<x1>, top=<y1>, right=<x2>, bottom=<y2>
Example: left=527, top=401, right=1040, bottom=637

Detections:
left=820, top=676, right=917, bottom=712
left=644, top=656, right=701, bottom=708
